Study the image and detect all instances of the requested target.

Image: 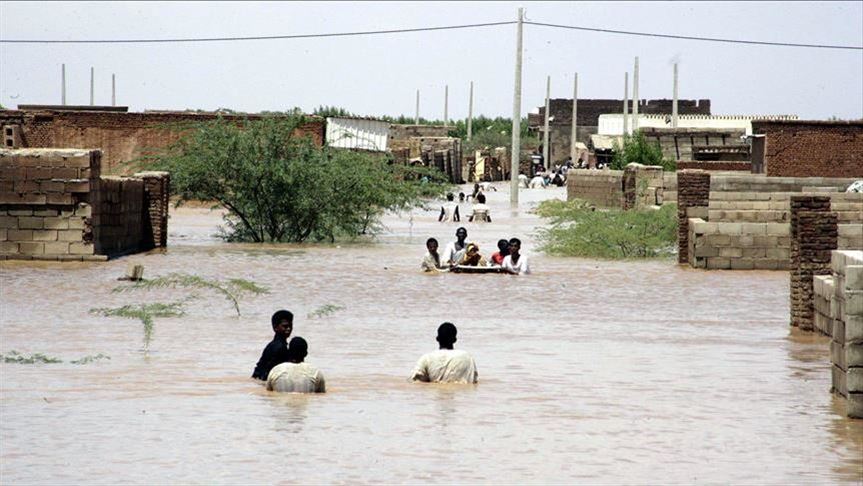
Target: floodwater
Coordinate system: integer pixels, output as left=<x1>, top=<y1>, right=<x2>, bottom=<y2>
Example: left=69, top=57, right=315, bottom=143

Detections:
left=1, top=184, right=861, bottom=484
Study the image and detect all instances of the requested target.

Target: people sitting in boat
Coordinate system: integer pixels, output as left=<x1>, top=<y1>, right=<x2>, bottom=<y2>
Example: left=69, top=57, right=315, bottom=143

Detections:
left=410, top=322, right=478, bottom=384
left=421, top=237, right=449, bottom=272
left=490, top=239, right=510, bottom=266
left=267, top=337, right=326, bottom=393
left=438, top=192, right=461, bottom=223
left=252, top=310, right=293, bottom=381
left=502, top=237, right=530, bottom=275
left=457, top=243, right=487, bottom=267
left=442, top=227, right=468, bottom=266
left=468, top=193, right=492, bottom=223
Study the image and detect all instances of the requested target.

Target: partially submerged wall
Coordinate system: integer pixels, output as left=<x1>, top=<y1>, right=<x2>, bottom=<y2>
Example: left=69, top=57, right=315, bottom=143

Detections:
left=827, top=251, right=863, bottom=418
left=0, top=148, right=168, bottom=260
left=566, top=169, right=624, bottom=208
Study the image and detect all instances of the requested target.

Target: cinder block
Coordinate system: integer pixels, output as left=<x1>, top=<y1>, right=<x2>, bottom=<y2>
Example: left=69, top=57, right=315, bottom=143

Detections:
left=706, top=257, right=731, bottom=269
left=42, top=217, right=69, bottom=230
left=766, top=248, right=790, bottom=260
left=50, top=167, right=78, bottom=179
left=17, top=217, right=43, bottom=229
left=7, top=229, right=32, bottom=241
left=0, top=241, right=18, bottom=253
left=32, top=230, right=57, bottom=241
left=18, top=241, right=44, bottom=255
left=74, top=204, right=92, bottom=217
left=68, top=242, right=94, bottom=255
left=847, top=343, right=863, bottom=368
left=731, top=258, right=756, bottom=270
left=719, top=247, right=743, bottom=258
left=43, top=241, right=70, bottom=254
left=847, top=291, right=863, bottom=316
left=0, top=228, right=5, bottom=241
left=0, top=216, right=16, bottom=229
left=67, top=217, right=86, bottom=230
left=846, top=266, right=863, bottom=291
left=57, top=230, right=83, bottom=242
left=766, top=223, right=789, bottom=236
left=849, top=368, right=863, bottom=393
left=832, top=365, right=847, bottom=396
left=848, top=393, right=863, bottom=419
left=741, top=223, right=767, bottom=235
left=721, top=223, right=742, bottom=235
left=832, top=340, right=847, bottom=370
left=46, top=193, right=72, bottom=205
left=65, top=180, right=90, bottom=193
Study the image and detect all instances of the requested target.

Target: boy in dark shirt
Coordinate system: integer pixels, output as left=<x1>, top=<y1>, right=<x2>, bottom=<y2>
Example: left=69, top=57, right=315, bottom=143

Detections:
left=252, top=310, right=294, bottom=380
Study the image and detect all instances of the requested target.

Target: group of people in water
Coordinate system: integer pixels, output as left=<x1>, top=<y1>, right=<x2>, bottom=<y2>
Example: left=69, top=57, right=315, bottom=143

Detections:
left=422, top=227, right=530, bottom=275
left=252, top=311, right=477, bottom=393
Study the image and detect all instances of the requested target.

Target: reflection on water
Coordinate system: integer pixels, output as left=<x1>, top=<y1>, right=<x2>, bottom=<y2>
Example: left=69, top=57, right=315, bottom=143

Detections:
left=1, top=185, right=862, bottom=483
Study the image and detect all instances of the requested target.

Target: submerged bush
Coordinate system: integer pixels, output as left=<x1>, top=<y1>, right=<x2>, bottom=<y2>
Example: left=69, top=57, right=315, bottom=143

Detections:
left=611, top=131, right=676, bottom=171
left=536, top=199, right=678, bottom=259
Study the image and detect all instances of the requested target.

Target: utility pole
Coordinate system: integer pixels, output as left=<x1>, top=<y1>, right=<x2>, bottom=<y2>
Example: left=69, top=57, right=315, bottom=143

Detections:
left=89, top=67, right=94, bottom=106
left=672, top=63, right=679, bottom=128
left=415, top=89, right=420, bottom=124
left=542, top=75, right=551, bottom=170
left=467, top=81, right=474, bottom=141
left=61, top=64, right=66, bottom=105
left=623, top=72, right=629, bottom=136
left=632, top=57, right=639, bottom=131
left=570, top=73, right=578, bottom=164
left=510, top=7, right=523, bottom=207
left=444, top=84, right=449, bottom=126
left=112, top=74, right=116, bottom=106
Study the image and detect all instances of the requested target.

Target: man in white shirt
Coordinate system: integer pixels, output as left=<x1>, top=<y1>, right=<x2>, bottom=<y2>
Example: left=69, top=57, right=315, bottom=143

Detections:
left=468, top=193, right=492, bottom=223
left=411, top=322, right=478, bottom=384
left=267, top=337, right=326, bottom=393
left=438, top=192, right=461, bottom=222
left=441, top=227, right=468, bottom=266
left=502, top=237, right=530, bottom=275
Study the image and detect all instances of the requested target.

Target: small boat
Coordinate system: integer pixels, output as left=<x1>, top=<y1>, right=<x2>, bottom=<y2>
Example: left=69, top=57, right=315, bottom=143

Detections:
left=450, top=265, right=507, bottom=274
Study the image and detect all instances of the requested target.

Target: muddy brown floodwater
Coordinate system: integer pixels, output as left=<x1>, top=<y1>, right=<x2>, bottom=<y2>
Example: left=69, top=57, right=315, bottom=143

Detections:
left=1, top=184, right=862, bottom=484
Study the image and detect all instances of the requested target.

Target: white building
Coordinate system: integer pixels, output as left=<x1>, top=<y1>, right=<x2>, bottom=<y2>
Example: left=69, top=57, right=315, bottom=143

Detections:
left=598, top=114, right=798, bottom=137
left=325, top=117, right=390, bottom=152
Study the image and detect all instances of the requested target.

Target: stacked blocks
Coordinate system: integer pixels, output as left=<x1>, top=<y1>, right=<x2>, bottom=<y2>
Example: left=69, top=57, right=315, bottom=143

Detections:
left=566, top=169, right=625, bottom=209
left=829, top=250, right=863, bottom=418
left=677, top=170, right=711, bottom=264
left=789, top=196, right=836, bottom=330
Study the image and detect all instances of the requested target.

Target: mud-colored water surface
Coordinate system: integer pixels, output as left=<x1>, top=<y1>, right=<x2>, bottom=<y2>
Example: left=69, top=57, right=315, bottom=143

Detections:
left=2, top=185, right=861, bottom=483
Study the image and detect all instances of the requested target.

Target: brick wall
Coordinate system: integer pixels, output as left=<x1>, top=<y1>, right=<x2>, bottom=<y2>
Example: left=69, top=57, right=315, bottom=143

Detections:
left=790, top=196, right=836, bottom=330
left=534, top=98, right=711, bottom=131
left=752, top=120, right=863, bottom=178
left=388, top=124, right=450, bottom=142
left=0, top=148, right=169, bottom=261
left=677, top=170, right=711, bottom=264
left=0, top=109, right=326, bottom=174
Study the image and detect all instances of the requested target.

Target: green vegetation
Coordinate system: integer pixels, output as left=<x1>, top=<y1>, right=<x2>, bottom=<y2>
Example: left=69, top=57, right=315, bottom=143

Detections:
left=91, top=302, right=187, bottom=348
left=535, top=199, right=678, bottom=259
left=1, top=351, right=110, bottom=365
left=113, top=273, right=268, bottom=316
left=307, top=304, right=346, bottom=319
left=148, top=114, right=448, bottom=242
left=612, top=131, right=676, bottom=171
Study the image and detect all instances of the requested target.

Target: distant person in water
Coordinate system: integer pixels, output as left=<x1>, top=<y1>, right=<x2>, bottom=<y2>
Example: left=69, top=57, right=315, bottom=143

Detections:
left=267, top=337, right=326, bottom=393
left=468, top=193, right=492, bottom=223
left=490, top=239, right=510, bottom=266
left=502, top=237, right=530, bottom=275
left=442, top=227, right=468, bottom=266
left=421, top=237, right=449, bottom=272
left=411, top=322, right=478, bottom=384
left=252, top=310, right=293, bottom=380
left=438, top=193, right=461, bottom=223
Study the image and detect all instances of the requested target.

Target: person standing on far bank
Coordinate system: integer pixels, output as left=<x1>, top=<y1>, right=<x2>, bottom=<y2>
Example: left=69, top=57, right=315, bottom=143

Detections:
left=411, top=322, right=478, bottom=384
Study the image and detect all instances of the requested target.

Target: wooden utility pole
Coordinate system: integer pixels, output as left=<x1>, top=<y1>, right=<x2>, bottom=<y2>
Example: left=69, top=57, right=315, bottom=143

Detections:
left=510, top=7, right=524, bottom=206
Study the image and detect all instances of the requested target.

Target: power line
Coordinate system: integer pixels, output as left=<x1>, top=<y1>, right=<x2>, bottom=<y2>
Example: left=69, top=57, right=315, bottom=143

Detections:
left=524, top=21, right=863, bottom=51
left=1, top=18, right=860, bottom=51
left=0, top=21, right=517, bottom=44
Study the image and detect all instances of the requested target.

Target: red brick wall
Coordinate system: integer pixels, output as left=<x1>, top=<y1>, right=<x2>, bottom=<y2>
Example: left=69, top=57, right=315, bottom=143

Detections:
left=753, top=120, right=863, bottom=178
left=677, top=170, right=711, bottom=264
left=0, top=110, right=325, bottom=174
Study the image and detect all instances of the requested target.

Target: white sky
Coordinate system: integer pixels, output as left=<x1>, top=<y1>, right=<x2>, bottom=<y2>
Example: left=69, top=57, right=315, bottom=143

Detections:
left=1, top=1, right=861, bottom=120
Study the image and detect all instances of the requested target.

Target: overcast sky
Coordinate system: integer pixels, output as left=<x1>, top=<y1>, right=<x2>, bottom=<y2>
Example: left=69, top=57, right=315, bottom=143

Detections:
left=1, top=1, right=861, bottom=120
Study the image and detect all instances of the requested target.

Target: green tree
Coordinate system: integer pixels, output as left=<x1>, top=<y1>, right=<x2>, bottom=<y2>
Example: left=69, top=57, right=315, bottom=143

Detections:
left=611, top=131, right=676, bottom=171
left=149, top=115, right=448, bottom=242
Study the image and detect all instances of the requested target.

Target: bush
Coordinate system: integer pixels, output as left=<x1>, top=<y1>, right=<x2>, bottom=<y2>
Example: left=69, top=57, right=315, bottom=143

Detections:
left=611, top=131, right=676, bottom=171
left=535, top=199, right=678, bottom=259
left=148, top=115, right=449, bottom=242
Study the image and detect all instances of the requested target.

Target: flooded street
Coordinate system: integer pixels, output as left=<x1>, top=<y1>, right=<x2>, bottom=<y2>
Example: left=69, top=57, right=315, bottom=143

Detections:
left=2, top=184, right=861, bottom=484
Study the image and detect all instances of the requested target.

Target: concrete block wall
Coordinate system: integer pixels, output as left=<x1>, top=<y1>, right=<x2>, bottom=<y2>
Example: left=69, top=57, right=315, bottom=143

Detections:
left=622, top=163, right=664, bottom=210
left=813, top=275, right=835, bottom=336
left=709, top=174, right=857, bottom=193
left=0, top=148, right=102, bottom=260
left=566, top=169, right=624, bottom=208
left=828, top=250, right=863, bottom=418
left=687, top=218, right=791, bottom=270
left=0, top=148, right=169, bottom=261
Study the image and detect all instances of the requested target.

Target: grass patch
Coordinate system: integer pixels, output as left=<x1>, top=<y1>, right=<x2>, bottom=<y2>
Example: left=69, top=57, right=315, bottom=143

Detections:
left=536, top=199, right=678, bottom=259
left=307, top=304, right=346, bottom=319
left=90, top=302, right=186, bottom=349
left=1, top=351, right=110, bottom=365
left=113, top=273, right=268, bottom=316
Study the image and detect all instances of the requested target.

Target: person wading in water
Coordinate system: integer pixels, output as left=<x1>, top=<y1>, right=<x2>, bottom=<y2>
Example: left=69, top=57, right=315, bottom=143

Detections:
left=442, top=227, right=469, bottom=267
left=252, top=310, right=293, bottom=380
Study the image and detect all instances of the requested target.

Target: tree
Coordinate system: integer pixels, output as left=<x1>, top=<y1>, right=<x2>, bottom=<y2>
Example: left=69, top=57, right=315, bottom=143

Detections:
left=611, top=131, right=676, bottom=171
left=149, top=115, right=449, bottom=242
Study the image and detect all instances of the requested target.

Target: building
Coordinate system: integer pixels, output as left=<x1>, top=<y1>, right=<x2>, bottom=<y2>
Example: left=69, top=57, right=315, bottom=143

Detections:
left=751, top=119, right=863, bottom=178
